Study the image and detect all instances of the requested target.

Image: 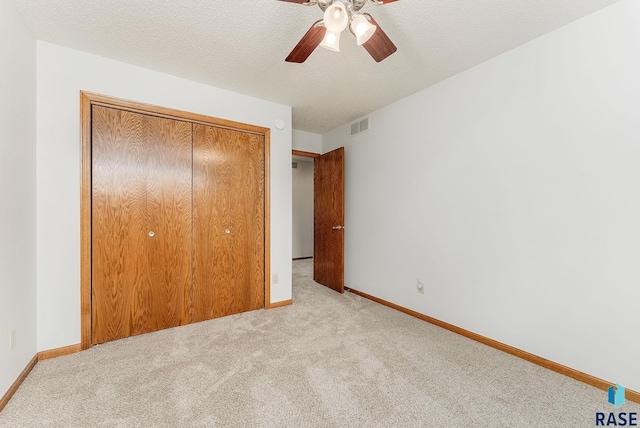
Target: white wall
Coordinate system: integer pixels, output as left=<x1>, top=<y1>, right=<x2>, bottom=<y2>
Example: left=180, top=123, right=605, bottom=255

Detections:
left=293, top=129, right=322, bottom=154
left=292, top=160, right=314, bottom=258
left=0, top=0, right=38, bottom=398
left=36, top=42, right=292, bottom=351
left=324, top=0, right=640, bottom=392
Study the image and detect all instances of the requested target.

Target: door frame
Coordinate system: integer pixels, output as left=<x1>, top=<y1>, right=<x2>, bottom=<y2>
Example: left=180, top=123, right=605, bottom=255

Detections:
left=80, top=91, right=271, bottom=350
left=292, top=149, right=320, bottom=159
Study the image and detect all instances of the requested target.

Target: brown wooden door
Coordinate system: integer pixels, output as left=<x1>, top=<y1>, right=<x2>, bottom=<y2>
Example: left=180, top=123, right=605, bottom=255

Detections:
left=229, top=132, right=265, bottom=314
left=91, top=106, right=193, bottom=344
left=314, top=147, right=345, bottom=293
left=192, top=125, right=265, bottom=322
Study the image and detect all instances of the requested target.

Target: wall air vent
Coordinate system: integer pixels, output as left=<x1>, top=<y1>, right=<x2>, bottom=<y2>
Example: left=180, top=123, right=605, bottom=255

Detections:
left=350, top=117, right=370, bottom=136
left=292, top=162, right=298, bottom=169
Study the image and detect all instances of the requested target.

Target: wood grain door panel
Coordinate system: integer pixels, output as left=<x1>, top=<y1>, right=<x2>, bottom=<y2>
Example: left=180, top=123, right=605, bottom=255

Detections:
left=91, top=106, right=192, bottom=344
left=230, top=133, right=265, bottom=314
left=314, top=147, right=345, bottom=293
left=144, top=116, right=193, bottom=331
left=193, top=125, right=265, bottom=321
left=192, top=125, right=233, bottom=321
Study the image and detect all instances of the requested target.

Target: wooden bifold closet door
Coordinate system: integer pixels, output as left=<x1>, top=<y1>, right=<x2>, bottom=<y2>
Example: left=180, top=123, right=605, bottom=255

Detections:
left=91, top=105, right=265, bottom=345
left=91, top=106, right=192, bottom=344
left=192, top=125, right=265, bottom=322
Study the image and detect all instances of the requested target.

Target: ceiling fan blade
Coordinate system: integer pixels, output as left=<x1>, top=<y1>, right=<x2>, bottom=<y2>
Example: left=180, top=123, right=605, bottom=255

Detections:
left=286, top=20, right=326, bottom=63
left=373, top=0, right=400, bottom=3
left=277, top=0, right=313, bottom=3
left=361, top=14, right=397, bottom=62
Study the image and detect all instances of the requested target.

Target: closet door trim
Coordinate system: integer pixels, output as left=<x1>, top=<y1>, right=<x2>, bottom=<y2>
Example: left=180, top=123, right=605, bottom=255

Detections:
left=80, top=91, right=271, bottom=350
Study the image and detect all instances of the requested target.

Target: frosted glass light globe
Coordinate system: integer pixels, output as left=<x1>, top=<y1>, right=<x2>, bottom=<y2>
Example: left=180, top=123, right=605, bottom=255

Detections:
left=320, top=30, right=341, bottom=52
left=323, top=2, right=348, bottom=33
left=351, top=14, right=377, bottom=45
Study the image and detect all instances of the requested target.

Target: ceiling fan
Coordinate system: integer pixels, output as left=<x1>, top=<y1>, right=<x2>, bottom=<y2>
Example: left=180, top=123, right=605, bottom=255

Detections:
left=278, top=0, right=399, bottom=63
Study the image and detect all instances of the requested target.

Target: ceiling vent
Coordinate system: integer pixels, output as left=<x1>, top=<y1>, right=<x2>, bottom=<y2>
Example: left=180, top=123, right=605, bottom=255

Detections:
left=350, top=118, right=370, bottom=136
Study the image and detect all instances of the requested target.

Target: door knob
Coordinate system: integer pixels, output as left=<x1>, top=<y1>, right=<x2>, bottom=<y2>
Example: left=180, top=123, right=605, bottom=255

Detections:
left=225, top=229, right=231, bottom=234
left=148, top=231, right=155, bottom=237
left=332, top=225, right=344, bottom=230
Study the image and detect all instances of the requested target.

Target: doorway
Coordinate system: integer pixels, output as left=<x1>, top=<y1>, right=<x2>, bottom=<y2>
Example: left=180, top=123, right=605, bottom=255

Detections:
left=291, top=148, right=345, bottom=293
left=292, top=152, right=315, bottom=261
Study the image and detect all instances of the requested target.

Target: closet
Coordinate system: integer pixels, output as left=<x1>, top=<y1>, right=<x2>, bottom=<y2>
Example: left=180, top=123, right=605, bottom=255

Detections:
left=85, top=95, right=267, bottom=345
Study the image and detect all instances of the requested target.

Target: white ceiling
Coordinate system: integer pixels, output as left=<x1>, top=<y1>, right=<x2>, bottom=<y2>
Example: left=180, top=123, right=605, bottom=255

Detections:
left=13, top=0, right=619, bottom=134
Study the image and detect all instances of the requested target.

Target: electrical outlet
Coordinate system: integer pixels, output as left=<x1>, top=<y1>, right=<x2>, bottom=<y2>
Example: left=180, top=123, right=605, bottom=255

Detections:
left=9, top=330, right=15, bottom=350
left=417, top=280, right=425, bottom=294
left=272, top=273, right=279, bottom=285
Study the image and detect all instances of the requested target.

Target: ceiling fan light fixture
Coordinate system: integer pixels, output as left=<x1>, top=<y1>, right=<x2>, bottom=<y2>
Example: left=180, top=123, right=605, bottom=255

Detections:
left=351, top=14, right=377, bottom=45
left=320, top=30, right=341, bottom=52
left=280, top=0, right=398, bottom=63
left=323, top=1, right=348, bottom=33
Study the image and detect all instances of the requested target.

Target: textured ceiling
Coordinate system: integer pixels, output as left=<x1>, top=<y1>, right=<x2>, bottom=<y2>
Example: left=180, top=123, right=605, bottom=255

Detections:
left=13, top=0, right=620, bottom=134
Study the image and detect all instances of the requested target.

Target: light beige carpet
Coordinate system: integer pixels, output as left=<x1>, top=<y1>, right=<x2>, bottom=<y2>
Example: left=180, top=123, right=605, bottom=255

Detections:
left=1, top=259, right=637, bottom=427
